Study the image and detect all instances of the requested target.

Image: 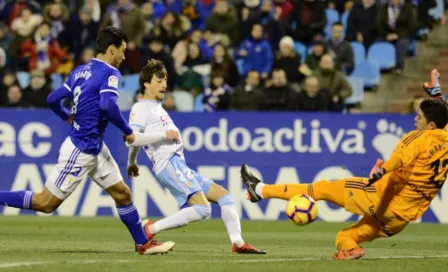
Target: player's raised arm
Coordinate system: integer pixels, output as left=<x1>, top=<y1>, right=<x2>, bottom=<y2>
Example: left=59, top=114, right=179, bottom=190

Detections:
left=423, top=69, right=443, bottom=99
left=126, top=130, right=180, bottom=147
left=46, top=82, right=73, bottom=122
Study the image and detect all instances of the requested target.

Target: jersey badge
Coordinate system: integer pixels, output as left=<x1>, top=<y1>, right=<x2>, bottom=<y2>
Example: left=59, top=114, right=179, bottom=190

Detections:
left=108, top=75, right=119, bottom=88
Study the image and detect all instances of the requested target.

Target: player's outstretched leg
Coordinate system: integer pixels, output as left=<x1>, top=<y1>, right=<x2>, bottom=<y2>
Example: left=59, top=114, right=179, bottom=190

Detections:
left=0, top=187, right=62, bottom=213
left=241, top=164, right=345, bottom=207
left=143, top=191, right=211, bottom=239
left=333, top=217, right=383, bottom=260
left=203, top=180, right=266, bottom=254
left=106, top=182, right=175, bottom=255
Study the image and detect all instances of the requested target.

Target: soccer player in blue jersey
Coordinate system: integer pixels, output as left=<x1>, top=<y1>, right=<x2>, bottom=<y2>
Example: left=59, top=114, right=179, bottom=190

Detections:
left=0, top=27, right=175, bottom=255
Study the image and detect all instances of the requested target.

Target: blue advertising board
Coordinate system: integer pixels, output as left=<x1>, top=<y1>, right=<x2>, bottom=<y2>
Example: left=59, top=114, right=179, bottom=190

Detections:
left=0, top=110, right=446, bottom=223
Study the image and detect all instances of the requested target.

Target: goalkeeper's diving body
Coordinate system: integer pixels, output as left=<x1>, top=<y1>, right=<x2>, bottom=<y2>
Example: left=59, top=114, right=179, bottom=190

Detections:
left=241, top=70, right=448, bottom=260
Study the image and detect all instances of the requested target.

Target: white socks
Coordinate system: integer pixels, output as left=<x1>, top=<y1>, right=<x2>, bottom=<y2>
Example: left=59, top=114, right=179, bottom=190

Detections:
left=150, top=205, right=210, bottom=234
left=255, top=183, right=265, bottom=198
left=218, top=194, right=244, bottom=247
left=149, top=194, right=246, bottom=248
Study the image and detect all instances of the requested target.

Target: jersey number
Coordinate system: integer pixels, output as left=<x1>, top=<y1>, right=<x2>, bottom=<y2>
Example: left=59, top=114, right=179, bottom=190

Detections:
left=428, top=159, right=448, bottom=189
left=175, top=169, right=194, bottom=183
left=71, top=86, right=82, bottom=114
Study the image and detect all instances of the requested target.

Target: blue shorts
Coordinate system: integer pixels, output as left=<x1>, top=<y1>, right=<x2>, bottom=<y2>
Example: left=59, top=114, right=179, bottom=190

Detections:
left=157, top=154, right=214, bottom=206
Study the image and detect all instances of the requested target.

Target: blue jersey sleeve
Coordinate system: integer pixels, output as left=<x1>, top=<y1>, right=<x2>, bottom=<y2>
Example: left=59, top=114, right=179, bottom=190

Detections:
left=99, top=69, right=121, bottom=97
left=63, top=71, right=76, bottom=92
left=97, top=68, right=132, bottom=135
left=47, top=86, right=72, bottom=121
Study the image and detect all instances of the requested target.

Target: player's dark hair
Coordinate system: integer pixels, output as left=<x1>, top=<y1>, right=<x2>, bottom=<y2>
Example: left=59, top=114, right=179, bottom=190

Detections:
left=96, top=26, right=128, bottom=54
left=139, top=59, right=168, bottom=91
left=420, top=99, right=448, bottom=129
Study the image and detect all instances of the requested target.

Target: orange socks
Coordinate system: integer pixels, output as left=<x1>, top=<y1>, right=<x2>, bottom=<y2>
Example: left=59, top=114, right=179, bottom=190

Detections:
left=261, top=183, right=310, bottom=200
left=261, top=180, right=346, bottom=207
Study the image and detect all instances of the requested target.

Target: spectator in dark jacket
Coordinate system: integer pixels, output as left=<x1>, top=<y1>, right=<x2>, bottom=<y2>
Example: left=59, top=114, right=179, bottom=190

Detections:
left=231, top=70, right=263, bottom=111
left=152, top=11, right=188, bottom=50
left=314, top=54, right=352, bottom=110
left=102, top=0, right=147, bottom=73
left=182, top=42, right=209, bottom=68
left=302, top=40, right=333, bottom=74
left=43, top=1, right=70, bottom=43
left=346, top=0, right=379, bottom=49
left=206, top=0, right=240, bottom=46
left=69, top=7, right=98, bottom=62
left=415, top=0, right=437, bottom=33
left=327, top=22, right=354, bottom=74
left=290, top=0, right=327, bottom=45
left=176, top=42, right=207, bottom=96
left=22, top=69, right=51, bottom=108
left=377, top=0, right=418, bottom=74
left=258, top=68, right=296, bottom=111
left=273, top=36, right=304, bottom=84
left=294, top=76, right=331, bottom=111
left=211, top=43, right=240, bottom=88
left=237, top=24, right=273, bottom=79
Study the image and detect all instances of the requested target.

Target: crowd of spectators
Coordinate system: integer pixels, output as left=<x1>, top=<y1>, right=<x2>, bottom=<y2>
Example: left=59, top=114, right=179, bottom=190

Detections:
left=0, top=0, right=444, bottom=112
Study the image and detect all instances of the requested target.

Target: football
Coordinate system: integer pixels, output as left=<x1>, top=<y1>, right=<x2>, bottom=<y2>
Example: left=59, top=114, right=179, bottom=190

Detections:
left=285, top=194, right=318, bottom=226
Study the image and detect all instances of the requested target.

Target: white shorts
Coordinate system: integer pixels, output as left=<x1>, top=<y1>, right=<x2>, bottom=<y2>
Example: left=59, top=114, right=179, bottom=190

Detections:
left=46, top=137, right=123, bottom=200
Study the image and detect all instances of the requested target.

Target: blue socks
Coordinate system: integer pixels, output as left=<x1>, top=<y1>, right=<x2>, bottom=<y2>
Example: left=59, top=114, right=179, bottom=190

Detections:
left=0, top=190, right=34, bottom=209
left=117, top=203, right=148, bottom=245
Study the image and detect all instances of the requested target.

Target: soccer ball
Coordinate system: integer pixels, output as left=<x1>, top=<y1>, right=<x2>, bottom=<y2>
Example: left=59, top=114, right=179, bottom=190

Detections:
left=285, top=194, right=318, bottom=226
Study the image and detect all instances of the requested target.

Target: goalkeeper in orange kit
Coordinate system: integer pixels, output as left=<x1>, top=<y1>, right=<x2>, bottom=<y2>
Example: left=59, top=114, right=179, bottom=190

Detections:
left=241, top=70, right=448, bottom=260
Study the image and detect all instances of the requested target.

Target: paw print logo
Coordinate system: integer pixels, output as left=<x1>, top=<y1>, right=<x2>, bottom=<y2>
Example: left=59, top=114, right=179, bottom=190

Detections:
left=372, top=119, right=405, bottom=160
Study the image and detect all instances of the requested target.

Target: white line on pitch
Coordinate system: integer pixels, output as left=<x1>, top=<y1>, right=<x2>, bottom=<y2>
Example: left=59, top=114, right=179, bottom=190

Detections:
left=0, top=261, right=50, bottom=268
left=1, top=255, right=448, bottom=269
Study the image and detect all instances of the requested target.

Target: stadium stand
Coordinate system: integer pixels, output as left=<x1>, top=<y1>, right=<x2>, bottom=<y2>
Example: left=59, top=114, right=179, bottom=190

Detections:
left=0, top=0, right=446, bottom=113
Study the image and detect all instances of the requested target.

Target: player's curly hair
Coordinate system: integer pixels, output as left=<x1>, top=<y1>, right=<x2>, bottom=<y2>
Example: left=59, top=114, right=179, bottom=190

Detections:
left=420, top=99, right=448, bottom=129
left=139, top=59, right=168, bottom=92
left=96, top=26, right=128, bottom=54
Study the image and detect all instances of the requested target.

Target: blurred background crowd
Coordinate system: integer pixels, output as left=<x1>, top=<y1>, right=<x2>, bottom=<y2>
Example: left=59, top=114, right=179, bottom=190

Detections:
left=0, top=0, right=446, bottom=113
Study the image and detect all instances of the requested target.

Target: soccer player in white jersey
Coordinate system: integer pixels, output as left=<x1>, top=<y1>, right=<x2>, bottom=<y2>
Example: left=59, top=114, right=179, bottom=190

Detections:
left=126, top=59, right=265, bottom=254
left=0, top=27, right=174, bottom=255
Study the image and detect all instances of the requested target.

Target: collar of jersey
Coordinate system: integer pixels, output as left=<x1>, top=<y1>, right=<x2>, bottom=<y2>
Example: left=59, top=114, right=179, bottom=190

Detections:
left=92, top=58, right=118, bottom=71
left=139, top=99, right=161, bottom=104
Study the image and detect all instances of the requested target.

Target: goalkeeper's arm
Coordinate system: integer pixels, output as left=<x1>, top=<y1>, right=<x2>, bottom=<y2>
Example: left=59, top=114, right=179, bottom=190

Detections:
left=423, top=69, right=443, bottom=100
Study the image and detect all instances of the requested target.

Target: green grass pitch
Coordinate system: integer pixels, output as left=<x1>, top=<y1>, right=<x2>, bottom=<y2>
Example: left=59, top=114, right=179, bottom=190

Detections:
left=0, top=216, right=447, bottom=271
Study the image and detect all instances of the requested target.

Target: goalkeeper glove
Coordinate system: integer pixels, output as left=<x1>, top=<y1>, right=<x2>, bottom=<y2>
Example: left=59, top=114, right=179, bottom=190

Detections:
left=367, top=159, right=385, bottom=186
left=423, top=69, right=442, bottom=99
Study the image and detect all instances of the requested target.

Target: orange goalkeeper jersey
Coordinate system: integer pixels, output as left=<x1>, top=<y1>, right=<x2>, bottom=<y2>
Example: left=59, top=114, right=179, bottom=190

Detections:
left=376, top=129, right=448, bottom=221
